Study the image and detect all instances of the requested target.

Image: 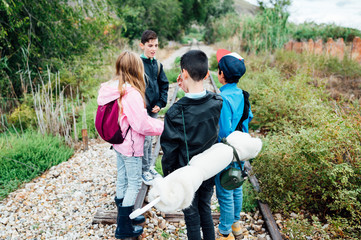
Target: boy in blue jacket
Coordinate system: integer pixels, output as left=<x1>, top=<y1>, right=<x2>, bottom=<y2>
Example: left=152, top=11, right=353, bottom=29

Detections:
left=139, top=30, right=169, bottom=184
left=215, top=49, right=253, bottom=240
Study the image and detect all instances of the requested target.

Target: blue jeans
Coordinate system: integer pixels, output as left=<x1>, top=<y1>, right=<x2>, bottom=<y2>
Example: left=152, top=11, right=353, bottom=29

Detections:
left=215, top=162, right=243, bottom=235
left=182, top=178, right=215, bottom=240
left=142, top=112, right=158, bottom=172
left=115, top=150, right=142, bottom=207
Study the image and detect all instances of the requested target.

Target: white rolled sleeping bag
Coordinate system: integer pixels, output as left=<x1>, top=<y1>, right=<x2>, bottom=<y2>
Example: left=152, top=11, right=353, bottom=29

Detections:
left=131, top=131, right=263, bottom=217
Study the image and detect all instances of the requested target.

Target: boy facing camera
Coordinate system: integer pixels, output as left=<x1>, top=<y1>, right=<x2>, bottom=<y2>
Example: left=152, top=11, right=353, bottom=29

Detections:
left=139, top=30, right=169, bottom=185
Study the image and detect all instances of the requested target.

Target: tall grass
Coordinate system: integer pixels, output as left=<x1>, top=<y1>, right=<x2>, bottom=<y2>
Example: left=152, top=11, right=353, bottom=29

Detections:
left=0, top=131, right=73, bottom=199
left=29, top=70, right=75, bottom=145
left=240, top=5, right=290, bottom=53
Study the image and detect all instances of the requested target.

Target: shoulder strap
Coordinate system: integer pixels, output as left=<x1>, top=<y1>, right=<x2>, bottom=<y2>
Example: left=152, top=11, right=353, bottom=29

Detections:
left=235, top=90, right=250, bottom=132
left=181, top=108, right=190, bottom=165
left=144, top=61, right=160, bottom=82
left=221, top=138, right=247, bottom=176
left=157, top=61, right=161, bottom=78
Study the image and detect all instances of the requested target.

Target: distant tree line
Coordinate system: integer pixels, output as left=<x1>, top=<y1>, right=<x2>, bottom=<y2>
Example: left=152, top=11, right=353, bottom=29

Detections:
left=114, top=0, right=235, bottom=42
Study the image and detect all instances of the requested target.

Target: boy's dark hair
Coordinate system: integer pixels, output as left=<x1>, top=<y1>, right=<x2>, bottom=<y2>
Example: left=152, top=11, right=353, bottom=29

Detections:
left=180, top=50, right=208, bottom=82
left=141, top=30, right=158, bottom=44
left=218, top=66, right=239, bottom=84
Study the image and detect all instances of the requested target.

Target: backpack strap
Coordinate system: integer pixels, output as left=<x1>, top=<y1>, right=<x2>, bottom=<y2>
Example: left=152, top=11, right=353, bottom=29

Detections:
left=124, top=125, right=131, bottom=138
left=144, top=61, right=161, bottom=84
left=157, top=60, right=161, bottom=78
left=221, top=138, right=247, bottom=177
left=181, top=108, right=190, bottom=166
left=235, top=90, right=250, bottom=132
left=109, top=125, right=131, bottom=150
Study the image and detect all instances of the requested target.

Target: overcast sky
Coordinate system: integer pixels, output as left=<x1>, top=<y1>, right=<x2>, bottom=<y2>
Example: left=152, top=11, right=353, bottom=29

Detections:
left=245, top=0, right=361, bottom=30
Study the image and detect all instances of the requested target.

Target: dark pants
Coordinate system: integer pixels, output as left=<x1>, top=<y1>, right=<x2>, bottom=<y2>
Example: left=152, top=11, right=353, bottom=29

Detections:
left=182, top=177, right=215, bottom=240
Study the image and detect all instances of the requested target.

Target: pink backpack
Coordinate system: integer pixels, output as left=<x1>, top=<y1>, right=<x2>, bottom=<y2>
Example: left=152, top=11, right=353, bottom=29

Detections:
left=95, top=99, right=130, bottom=144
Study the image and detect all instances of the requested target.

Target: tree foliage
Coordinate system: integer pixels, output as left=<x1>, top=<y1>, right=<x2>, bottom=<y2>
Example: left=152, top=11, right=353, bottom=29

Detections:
left=114, top=0, right=234, bottom=41
left=0, top=0, right=120, bottom=101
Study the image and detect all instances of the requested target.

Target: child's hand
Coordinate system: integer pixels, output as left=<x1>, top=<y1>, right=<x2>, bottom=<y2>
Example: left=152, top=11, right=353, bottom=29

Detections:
left=152, top=105, right=160, bottom=113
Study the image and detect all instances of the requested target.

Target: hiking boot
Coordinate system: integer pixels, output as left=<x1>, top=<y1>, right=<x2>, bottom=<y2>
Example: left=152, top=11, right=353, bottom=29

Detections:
left=149, top=166, right=162, bottom=178
left=142, top=171, right=153, bottom=185
left=216, top=231, right=235, bottom=240
left=231, top=221, right=242, bottom=236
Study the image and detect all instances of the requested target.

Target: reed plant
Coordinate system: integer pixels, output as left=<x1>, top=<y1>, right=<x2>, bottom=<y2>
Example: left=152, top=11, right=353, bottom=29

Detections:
left=240, top=5, right=290, bottom=53
left=28, top=69, right=77, bottom=145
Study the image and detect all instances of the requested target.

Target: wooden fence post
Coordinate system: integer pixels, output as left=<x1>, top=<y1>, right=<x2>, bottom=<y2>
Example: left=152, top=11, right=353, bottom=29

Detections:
left=82, top=129, right=88, bottom=150
left=82, top=102, right=88, bottom=150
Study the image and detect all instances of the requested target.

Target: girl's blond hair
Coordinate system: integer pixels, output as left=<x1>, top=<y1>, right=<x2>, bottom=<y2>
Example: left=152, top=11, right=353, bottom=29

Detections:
left=115, top=51, right=146, bottom=103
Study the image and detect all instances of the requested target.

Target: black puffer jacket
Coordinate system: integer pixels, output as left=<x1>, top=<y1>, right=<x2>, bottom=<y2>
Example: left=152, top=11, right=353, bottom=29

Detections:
left=160, top=91, right=223, bottom=177
left=142, top=58, right=169, bottom=115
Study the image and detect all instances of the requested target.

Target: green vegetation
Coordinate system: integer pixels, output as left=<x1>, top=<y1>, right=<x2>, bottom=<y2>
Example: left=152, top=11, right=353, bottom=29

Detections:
left=76, top=98, right=99, bottom=140
left=242, top=180, right=258, bottom=212
left=204, top=12, right=243, bottom=44
left=116, top=0, right=235, bottom=42
left=0, top=0, right=120, bottom=102
left=0, top=131, right=73, bottom=199
left=290, top=22, right=361, bottom=42
left=2, top=0, right=361, bottom=237
left=207, top=1, right=361, bottom=53
left=164, top=68, right=180, bottom=84
left=240, top=50, right=361, bottom=238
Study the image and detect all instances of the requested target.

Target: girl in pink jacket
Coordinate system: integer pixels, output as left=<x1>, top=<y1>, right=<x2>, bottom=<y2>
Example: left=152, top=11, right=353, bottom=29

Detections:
left=97, top=51, right=163, bottom=239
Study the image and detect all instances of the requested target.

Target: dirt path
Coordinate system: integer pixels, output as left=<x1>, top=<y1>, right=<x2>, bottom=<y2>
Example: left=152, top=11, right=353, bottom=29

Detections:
left=161, top=40, right=217, bottom=70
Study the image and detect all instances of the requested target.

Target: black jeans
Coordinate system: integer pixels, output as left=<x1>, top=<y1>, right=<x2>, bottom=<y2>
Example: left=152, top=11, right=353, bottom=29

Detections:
left=182, top=177, right=215, bottom=240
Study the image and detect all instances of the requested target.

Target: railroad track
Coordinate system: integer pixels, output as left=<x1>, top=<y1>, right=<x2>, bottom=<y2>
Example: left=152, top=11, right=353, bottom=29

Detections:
left=93, top=40, right=282, bottom=240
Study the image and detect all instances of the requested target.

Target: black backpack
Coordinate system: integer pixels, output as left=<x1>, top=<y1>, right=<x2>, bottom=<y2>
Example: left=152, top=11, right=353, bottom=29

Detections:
left=235, top=90, right=250, bottom=132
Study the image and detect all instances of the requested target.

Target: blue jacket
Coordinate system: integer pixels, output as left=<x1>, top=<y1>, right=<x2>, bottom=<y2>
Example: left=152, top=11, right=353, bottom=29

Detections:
left=218, top=83, right=253, bottom=142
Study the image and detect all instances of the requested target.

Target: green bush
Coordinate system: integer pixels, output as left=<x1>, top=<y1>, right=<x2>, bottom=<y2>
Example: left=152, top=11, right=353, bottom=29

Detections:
left=8, top=104, right=36, bottom=130
left=0, top=131, right=73, bottom=199
left=290, top=22, right=361, bottom=42
left=209, top=54, right=218, bottom=71
left=0, top=0, right=121, bottom=101
left=243, top=51, right=361, bottom=235
left=204, top=12, right=242, bottom=43
left=242, top=180, right=258, bottom=212
left=164, top=68, right=180, bottom=84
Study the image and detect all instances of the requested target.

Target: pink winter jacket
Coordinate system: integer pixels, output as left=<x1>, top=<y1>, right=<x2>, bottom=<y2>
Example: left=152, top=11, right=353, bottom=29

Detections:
left=97, top=80, right=164, bottom=157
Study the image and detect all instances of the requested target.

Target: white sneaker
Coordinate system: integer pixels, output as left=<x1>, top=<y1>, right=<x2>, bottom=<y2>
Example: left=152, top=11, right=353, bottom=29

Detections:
left=142, top=171, right=154, bottom=185
left=149, top=166, right=162, bottom=178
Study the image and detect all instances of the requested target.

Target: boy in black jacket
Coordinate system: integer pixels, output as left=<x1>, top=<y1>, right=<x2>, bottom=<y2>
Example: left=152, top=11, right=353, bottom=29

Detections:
left=161, top=50, right=223, bottom=240
left=139, top=30, right=169, bottom=184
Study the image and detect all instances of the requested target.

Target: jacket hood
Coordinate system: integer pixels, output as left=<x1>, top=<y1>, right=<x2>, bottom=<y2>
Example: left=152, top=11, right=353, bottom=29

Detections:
left=97, top=80, right=134, bottom=105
